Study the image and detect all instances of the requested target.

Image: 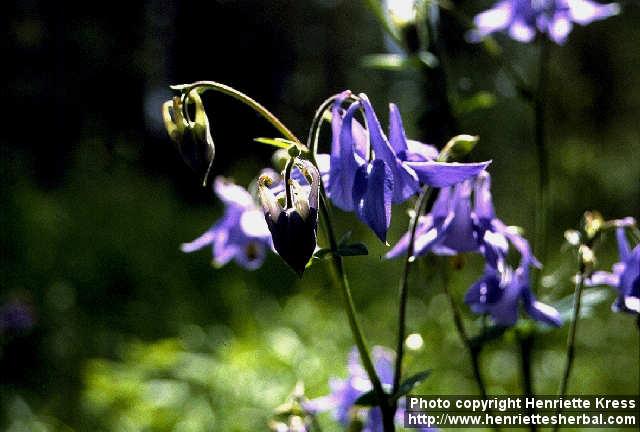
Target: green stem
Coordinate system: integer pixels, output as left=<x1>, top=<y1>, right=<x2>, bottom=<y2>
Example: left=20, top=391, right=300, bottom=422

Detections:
left=518, top=332, right=537, bottom=432
left=317, top=190, right=394, bottom=431
left=176, top=81, right=307, bottom=150
left=393, top=187, right=434, bottom=394
left=440, top=263, right=489, bottom=398
left=555, top=265, right=586, bottom=412
left=440, top=262, right=501, bottom=432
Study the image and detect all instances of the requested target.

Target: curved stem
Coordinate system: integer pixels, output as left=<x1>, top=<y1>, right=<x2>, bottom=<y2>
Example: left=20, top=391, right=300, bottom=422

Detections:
left=440, top=262, right=488, bottom=398
left=440, top=262, right=501, bottom=432
left=553, top=263, right=586, bottom=432
left=393, top=187, right=434, bottom=394
left=176, top=81, right=307, bottom=150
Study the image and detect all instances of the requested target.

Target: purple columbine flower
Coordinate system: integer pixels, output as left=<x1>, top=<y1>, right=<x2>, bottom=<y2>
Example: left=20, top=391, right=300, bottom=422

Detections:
left=387, top=172, right=561, bottom=326
left=180, top=177, right=272, bottom=270
left=386, top=172, right=535, bottom=263
left=321, top=92, right=490, bottom=242
left=465, top=262, right=562, bottom=326
left=472, top=0, right=620, bottom=45
left=258, top=159, right=320, bottom=276
left=587, top=224, right=639, bottom=314
left=305, top=347, right=435, bottom=432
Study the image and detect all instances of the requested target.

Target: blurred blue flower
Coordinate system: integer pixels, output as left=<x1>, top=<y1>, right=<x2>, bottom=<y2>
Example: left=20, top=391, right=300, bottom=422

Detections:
left=471, top=0, right=620, bottom=44
left=181, top=177, right=272, bottom=270
left=306, top=347, right=435, bottom=432
left=258, top=159, right=320, bottom=276
left=386, top=172, right=535, bottom=263
left=465, top=262, right=562, bottom=326
left=0, top=299, right=36, bottom=334
left=322, top=92, right=490, bottom=242
left=587, top=224, right=639, bottom=314
left=387, top=172, right=560, bottom=326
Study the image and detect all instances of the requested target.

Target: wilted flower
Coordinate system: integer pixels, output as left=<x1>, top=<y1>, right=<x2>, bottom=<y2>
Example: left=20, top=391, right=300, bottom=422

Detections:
left=322, top=92, right=490, bottom=242
left=471, top=0, right=620, bottom=45
left=306, top=347, right=435, bottom=432
left=181, top=177, right=272, bottom=270
left=387, top=172, right=560, bottom=326
left=162, top=91, right=215, bottom=186
left=587, top=225, right=639, bottom=314
left=258, top=159, right=320, bottom=276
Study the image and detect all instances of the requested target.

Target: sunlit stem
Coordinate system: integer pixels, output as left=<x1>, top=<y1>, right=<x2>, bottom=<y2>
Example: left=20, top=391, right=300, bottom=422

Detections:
left=307, top=109, right=392, bottom=429
left=316, top=187, right=394, bottom=431
left=175, top=81, right=307, bottom=151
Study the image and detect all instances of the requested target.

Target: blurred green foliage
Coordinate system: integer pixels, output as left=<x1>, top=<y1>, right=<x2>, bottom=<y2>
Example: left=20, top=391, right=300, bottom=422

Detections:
left=3, top=1, right=639, bottom=431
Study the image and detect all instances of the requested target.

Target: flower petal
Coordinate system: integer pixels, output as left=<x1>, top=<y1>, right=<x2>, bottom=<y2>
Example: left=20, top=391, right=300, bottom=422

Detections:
left=329, top=101, right=363, bottom=211
left=353, top=159, right=394, bottom=242
left=567, top=0, right=620, bottom=25
left=405, top=160, right=490, bottom=187
left=473, top=0, right=513, bottom=37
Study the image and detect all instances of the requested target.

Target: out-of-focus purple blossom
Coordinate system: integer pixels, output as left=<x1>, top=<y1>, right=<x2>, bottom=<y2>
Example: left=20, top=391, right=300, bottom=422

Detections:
left=465, top=262, right=562, bottom=326
left=0, top=299, right=36, bottom=334
left=587, top=224, right=639, bottom=314
left=258, top=159, right=320, bottom=276
left=181, top=177, right=272, bottom=270
left=305, top=347, right=436, bottom=432
left=321, top=91, right=490, bottom=242
left=386, top=172, right=534, bottom=263
left=387, top=172, right=561, bottom=326
left=471, top=0, right=620, bottom=45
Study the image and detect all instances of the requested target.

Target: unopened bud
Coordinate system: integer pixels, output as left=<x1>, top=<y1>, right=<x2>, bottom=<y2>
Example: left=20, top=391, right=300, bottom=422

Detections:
left=439, top=134, right=480, bottom=162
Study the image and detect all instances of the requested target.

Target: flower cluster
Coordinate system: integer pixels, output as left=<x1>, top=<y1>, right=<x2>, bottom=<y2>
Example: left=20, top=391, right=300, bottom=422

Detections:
left=472, top=0, right=620, bottom=44
left=306, top=347, right=435, bottom=432
left=388, top=172, right=561, bottom=327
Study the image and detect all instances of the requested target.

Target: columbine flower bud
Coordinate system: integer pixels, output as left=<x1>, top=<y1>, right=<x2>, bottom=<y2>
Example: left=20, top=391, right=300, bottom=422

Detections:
left=258, top=159, right=320, bottom=276
left=162, top=91, right=215, bottom=186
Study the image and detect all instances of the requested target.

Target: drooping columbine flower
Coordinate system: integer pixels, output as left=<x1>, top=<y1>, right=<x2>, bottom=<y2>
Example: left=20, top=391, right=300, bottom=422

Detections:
left=386, top=172, right=534, bottom=263
left=387, top=172, right=561, bottom=326
left=587, top=224, right=639, bottom=314
left=465, top=262, right=562, bottom=326
left=471, top=0, right=620, bottom=45
left=305, top=347, right=435, bottom=432
left=181, top=177, right=272, bottom=270
left=322, top=92, right=490, bottom=242
left=258, top=159, right=320, bottom=276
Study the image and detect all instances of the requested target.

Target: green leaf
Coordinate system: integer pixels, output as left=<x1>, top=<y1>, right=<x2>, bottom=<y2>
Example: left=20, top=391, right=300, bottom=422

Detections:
left=438, top=135, right=479, bottom=162
left=393, top=370, right=431, bottom=399
left=468, top=325, right=509, bottom=349
left=361, top=54, right=408, bottom=71
left=353, top=390, right=378, bottom=407
left=254, top=137, right=299, bottom=150
left=337, top=243, right=368, bottom=257
left=554, top=289, right=610, bottom=323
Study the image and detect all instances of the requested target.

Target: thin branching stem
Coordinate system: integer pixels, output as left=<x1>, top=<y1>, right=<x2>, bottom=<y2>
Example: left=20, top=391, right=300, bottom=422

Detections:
left=393, top=187, right=434, bottom=394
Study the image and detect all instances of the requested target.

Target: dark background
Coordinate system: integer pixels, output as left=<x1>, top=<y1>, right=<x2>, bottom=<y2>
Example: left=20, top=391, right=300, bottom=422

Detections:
left=2, top=1, right=639, bottom=430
